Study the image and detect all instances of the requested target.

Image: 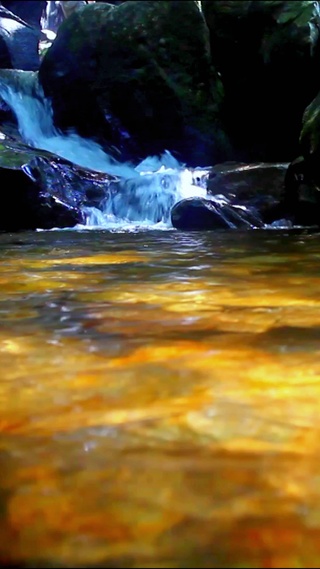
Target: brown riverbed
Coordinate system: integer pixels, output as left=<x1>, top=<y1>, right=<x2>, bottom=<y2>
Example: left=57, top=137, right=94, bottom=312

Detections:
left=1, top=227, right=320, bottom=568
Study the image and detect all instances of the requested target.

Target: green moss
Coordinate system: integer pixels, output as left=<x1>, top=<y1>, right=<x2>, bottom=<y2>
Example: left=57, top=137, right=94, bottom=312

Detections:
left=0, top=148, right=32, bottom=169
left=0, top=139, right=52, bottom=170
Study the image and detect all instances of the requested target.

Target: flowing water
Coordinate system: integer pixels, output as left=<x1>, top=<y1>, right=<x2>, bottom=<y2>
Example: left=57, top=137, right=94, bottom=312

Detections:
left=1, top=227, right=320, bottom=568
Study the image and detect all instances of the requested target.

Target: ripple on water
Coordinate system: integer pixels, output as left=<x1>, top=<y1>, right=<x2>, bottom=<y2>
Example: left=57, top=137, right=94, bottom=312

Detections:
left=1, top=229, right=320, bottom=567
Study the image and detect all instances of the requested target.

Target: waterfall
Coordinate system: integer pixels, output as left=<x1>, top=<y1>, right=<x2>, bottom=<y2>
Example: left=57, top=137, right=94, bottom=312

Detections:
left=0, top=69, right=208, bottom=229
left=0, top=70, right=137, bottom=178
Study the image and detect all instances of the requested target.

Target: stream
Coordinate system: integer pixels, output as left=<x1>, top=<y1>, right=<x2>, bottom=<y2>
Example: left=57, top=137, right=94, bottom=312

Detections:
left=1, top=227, right=320, bottom=567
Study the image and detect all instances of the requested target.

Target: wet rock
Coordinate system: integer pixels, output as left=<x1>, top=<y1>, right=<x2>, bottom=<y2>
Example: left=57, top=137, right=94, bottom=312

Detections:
left=0, top=168, right=83, bottom=232
left=202, top=0, right=320, bottom=162
left=0, top=130, right=113, bottom=231
left=206, top=159, right=320, bottom=227
left=26, top=155, right=111, bottom=210
left=171, top=196, right=263, bottom=231
left=207, top=161, right=289, bottom=223
left=0, top=4, right=42, bottom=71
left=39, top=0, right=231, bottom=166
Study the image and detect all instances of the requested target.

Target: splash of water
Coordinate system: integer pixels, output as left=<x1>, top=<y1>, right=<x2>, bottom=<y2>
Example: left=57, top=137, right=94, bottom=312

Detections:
left=97, top=165, right=208, bottom=225
left=0, top=70, right=208, bottom=228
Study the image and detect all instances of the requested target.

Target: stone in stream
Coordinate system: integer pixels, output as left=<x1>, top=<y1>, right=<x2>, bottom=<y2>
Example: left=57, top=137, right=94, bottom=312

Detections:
left=206, top=161, right=290, bottom=224
left=171, top=196, right=263, bottom=231
left=205, top=158, right=320, bottom=228
left=0, top=127, right=115, bottom=231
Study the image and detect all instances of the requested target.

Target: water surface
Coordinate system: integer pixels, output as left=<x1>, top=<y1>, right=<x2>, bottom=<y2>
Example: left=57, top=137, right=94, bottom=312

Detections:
left=1, top=228, right=320, bottom=568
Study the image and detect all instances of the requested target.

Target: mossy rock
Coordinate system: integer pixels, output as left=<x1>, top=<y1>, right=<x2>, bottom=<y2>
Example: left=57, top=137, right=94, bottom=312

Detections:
left=0, top=130, right=103, bottom=230
left=39, top=0, right=231, bottom=166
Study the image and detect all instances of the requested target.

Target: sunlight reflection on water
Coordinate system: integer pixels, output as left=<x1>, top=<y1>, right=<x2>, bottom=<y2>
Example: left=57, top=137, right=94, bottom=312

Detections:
left=1, top=228, right=320, bottom=567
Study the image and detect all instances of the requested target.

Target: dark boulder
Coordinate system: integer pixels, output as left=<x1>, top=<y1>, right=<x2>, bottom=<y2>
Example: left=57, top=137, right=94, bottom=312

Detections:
left=0, top=167, right=83, bottom=232
left=39, top=0, right=231, bottom=166
left=171, top=196, right=263, bottom=231
left=205, top=160, right=320, bottom=226
left=202, top=0, right=320, bottom=162
left=207, top=161, right=289, bottom=223
left=0, top=129, right=115, bottom=231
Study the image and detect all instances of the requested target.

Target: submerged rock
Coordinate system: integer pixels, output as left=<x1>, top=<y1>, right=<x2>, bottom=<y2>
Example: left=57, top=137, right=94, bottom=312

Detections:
left=39, top=0, right=231, bottom=166
left=171, top=196, right=263, bottom=231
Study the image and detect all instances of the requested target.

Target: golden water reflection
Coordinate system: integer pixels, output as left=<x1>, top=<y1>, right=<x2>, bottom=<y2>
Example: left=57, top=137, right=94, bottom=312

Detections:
left=1, top=229, right=320, bottom=567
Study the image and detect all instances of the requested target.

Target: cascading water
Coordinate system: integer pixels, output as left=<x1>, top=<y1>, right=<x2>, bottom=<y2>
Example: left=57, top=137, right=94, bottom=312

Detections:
left=0, top=70, right=139, bottom=179
left=0, top=70, right=208, bottom=230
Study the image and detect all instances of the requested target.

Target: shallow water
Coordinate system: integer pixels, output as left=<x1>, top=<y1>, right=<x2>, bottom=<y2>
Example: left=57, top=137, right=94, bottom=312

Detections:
left=1, top=227, right=320, bottom=568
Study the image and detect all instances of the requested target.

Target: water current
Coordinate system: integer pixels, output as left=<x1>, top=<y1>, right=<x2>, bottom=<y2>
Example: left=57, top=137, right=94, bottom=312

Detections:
left=1, top=228, right=320, bottom=567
